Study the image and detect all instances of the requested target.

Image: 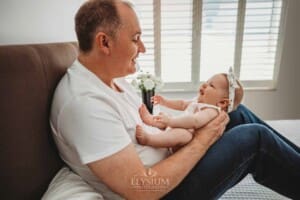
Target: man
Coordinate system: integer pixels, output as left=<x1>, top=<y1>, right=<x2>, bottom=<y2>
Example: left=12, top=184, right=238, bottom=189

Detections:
left=50, top=0, right=300, bottom=199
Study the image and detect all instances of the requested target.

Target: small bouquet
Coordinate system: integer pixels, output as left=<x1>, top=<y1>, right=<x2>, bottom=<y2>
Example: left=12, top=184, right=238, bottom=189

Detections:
left=131, top=71, right=163, bottom=114
left=131, top=71, right=163, bottom=92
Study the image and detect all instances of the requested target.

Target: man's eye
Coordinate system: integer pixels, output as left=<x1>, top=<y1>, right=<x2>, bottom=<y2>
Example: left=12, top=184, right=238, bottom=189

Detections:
left=133, top=36, right=140, bottom=42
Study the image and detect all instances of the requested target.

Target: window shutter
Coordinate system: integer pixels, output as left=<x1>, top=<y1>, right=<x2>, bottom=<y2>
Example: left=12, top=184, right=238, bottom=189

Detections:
left=240, top=0, right=282, bottom=80
left=199, top=0, right=239, bottom=81
left=161, top=0, right=193, bottom=83
left=130, top=0, right=285, bottom=90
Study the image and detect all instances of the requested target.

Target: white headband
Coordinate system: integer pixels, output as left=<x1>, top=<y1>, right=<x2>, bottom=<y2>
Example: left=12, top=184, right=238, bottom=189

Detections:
left=227, top=67, right=240, bottom=113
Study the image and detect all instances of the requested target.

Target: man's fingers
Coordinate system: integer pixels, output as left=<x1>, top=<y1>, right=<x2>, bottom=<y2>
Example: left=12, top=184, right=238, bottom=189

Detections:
left=224, top=113, right=230, bottom=125
left=210, top=111, right=227, bottom=125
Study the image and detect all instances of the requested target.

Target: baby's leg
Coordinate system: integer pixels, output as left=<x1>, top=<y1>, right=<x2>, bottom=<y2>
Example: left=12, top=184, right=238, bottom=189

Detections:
left=139, top=104, right=166, bottom=129
left=136, top=125, right=193, bottom=148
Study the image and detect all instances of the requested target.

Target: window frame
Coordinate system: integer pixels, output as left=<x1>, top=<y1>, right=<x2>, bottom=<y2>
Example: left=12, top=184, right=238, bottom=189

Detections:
left=136, top=0, right=289, bottom=92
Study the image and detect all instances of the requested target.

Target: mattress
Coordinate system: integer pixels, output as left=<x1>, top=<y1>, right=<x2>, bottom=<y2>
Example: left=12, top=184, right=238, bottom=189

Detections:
left=220, top=120, right=300, bottom=200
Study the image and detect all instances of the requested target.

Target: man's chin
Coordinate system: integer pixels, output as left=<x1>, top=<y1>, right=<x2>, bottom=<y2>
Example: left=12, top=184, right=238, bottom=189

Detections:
left=128, top=68, right=136, bottom=75
left=129, top=65, right=137, bottom=73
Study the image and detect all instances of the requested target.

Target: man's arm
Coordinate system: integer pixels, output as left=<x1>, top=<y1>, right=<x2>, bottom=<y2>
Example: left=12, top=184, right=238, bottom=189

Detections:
left=88, top=112, right=229, bottom=200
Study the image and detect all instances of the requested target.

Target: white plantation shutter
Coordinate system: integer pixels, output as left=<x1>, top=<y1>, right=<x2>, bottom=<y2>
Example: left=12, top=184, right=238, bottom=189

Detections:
left=240, top=0, right=283, bottom=80
left=161, top=0, right=193, bottom=83
left=130, top=0, right=286, bottom=90
left=200, top=0, right=239, bottom=81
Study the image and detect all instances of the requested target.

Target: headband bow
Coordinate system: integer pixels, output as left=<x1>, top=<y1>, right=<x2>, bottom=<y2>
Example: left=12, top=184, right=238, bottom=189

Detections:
left=227, top=67, right=239, bottom=112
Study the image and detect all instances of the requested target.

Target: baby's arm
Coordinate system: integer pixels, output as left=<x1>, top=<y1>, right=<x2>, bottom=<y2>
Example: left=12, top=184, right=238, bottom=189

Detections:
left=136, top=125, right=193, bottom=148
left=152, top=95, right=191, bottom=111
left=161, top=107, right=219, bottom=129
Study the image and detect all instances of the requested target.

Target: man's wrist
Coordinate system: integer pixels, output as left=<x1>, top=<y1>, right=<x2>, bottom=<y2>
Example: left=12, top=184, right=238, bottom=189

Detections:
left=185, top=138, right=209, bottom=157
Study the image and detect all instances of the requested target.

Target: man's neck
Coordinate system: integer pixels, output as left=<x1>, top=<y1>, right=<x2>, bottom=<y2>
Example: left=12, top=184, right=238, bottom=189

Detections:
left=78, top=53, right=114, bottom=89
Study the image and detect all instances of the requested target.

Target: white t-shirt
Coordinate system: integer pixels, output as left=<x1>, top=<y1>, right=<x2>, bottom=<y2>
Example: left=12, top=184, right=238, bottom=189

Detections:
left=50, top=60, right=169, bottom=199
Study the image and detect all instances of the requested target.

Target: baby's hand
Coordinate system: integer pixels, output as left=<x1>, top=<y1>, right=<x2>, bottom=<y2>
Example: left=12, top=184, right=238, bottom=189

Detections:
left=151, top=95, right=164, bottom=105
left=153, top=112, right=170, bottom=125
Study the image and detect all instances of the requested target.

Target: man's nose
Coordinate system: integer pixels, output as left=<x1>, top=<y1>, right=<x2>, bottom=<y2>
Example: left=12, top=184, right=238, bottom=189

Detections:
left=138, top=40, right=146, bottom=53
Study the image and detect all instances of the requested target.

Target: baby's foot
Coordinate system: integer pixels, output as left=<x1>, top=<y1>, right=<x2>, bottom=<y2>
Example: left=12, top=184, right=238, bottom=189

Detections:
left=139, top=104, right=167, bottom=129
left=136, top=125, right=149, bottom=145
left=139, top=104, right=155, bottom=126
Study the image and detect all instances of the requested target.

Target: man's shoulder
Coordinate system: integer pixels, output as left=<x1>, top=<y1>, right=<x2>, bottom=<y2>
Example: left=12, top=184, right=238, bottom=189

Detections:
left=50, top=63, right=114, bottom=123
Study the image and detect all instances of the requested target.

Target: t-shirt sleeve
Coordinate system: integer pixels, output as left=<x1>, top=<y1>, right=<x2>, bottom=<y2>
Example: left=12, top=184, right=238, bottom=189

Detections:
left=58, top=96, right=132, bottom=164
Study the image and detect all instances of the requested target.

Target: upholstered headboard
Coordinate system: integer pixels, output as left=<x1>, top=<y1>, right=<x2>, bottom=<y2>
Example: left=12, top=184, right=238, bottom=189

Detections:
left=0, top=42, right=78, bottom=199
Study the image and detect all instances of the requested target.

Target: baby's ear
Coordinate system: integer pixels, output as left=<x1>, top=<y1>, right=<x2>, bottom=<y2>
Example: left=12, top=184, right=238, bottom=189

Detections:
left=217, top=99, right=230, bottom=110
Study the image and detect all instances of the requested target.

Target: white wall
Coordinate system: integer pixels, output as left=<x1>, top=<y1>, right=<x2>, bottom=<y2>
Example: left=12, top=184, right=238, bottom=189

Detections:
left=0, top=0, right=299, bottom=120
left=238, top=0, right=300, bottom=120
left=0, top=0, right=85, bottom=45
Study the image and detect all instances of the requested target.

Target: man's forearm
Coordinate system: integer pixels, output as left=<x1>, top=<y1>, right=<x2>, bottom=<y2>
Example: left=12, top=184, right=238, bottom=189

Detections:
left=149, top=136, right=211, bottom=198
left=123, top=139, right=211, bottom=200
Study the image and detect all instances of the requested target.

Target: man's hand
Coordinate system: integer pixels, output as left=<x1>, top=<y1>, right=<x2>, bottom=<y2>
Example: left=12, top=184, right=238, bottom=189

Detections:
left=193, top=111, right=229, bottom=147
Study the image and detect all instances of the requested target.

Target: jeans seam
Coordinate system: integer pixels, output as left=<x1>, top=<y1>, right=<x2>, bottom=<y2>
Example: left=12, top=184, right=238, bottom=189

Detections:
left=209, top=153, right=256, bottom=198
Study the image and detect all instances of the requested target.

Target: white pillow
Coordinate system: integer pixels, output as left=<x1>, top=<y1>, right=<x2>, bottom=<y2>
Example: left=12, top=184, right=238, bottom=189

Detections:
left=42, top=167, right=104, bottom=200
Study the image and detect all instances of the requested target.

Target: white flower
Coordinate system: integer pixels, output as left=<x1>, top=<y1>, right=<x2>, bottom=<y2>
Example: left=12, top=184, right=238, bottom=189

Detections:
left=131, top=71, right=164, bottom=91
left=143, top=79, right=155, bottom=90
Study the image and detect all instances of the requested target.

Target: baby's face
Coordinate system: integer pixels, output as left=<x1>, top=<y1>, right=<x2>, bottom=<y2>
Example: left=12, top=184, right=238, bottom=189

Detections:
left=197, top=74, right=229, bottom=106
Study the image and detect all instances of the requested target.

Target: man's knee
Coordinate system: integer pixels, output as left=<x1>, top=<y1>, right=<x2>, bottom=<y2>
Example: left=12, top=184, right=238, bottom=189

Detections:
left=225, top=124, right=270, bottom=147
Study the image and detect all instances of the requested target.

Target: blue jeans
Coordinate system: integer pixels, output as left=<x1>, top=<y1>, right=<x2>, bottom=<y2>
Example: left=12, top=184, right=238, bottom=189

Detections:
left=162, top=105, right=300, bottom=200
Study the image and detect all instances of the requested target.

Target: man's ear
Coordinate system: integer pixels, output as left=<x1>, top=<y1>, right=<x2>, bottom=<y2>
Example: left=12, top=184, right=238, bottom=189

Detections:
left=95, top=32, right=110, bottom=55
left=217, top=99, right=230, bottom=110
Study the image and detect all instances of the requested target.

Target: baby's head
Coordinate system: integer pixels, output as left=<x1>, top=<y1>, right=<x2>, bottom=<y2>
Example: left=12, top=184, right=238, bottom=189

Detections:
left=196, top=73, right=244, bottom=112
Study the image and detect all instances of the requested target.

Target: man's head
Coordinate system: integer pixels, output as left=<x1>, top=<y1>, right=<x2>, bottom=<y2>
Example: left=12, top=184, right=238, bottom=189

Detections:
left=75, top=0, right=131, bottom=53
left=197, top=73, right=244, bottom=112
left=75, top=0, right=145, bottom=78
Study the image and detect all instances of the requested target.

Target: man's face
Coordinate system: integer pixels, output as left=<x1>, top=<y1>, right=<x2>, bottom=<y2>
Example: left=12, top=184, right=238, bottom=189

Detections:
left=109, top=3, right=146, bottom=78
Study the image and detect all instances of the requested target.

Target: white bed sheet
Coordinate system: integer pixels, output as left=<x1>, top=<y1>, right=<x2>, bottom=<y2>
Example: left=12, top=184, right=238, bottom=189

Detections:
left=266, top=120, right=300, bottom=145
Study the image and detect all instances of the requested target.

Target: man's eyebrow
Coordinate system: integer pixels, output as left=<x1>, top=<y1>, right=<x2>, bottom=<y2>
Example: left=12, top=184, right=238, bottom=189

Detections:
left=135, top=31, right=142, bottom=35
